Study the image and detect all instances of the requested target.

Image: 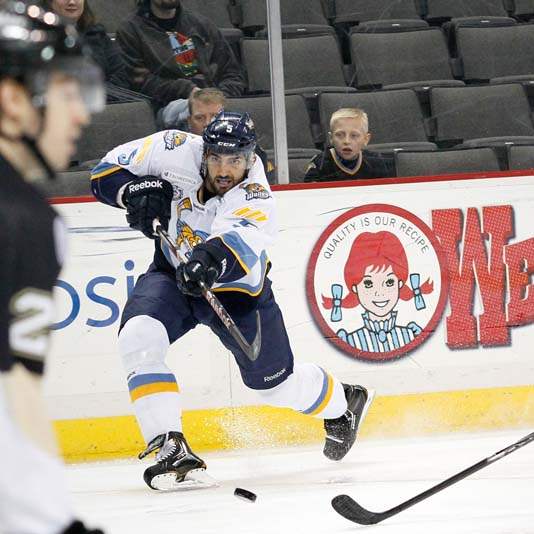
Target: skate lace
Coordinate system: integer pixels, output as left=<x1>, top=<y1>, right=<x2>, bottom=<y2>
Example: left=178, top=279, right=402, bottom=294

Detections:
left=156, top=438, right=178, bottom=462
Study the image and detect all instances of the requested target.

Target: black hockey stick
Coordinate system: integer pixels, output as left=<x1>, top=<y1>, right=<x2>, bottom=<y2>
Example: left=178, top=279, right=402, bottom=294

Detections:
left=153, top=221, right=262, bottom=362
left=332, top=430, right=534, bottom=525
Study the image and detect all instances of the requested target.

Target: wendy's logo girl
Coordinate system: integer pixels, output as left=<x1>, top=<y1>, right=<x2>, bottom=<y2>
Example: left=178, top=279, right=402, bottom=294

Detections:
left=323, top=231, right=433, bottom=353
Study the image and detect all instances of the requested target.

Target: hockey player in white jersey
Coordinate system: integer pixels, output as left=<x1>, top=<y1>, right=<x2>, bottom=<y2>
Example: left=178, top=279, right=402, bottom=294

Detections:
left=91, top=111, right=374, bottom=490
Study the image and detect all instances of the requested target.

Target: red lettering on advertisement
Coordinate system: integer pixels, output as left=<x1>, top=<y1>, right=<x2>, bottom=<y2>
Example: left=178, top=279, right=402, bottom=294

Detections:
left=505, top=237, right=534, bottom=326
left=432, top=206, right=513, bottom=348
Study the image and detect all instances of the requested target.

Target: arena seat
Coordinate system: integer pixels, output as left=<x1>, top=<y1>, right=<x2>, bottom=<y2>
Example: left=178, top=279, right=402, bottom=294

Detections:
left=429, top=84, right=534, bottom=146
left=395, top=147, right=501, bottom=176
left=455, top=22, right=534, bottom=83
left=507, top=145, right=534, bottom=169
left=226, top=94, right=316, bottom=149
left=509, top=0, right=534, bottom=18
left=265, top=148, right=323, bottom=183
left=73, top=101, right=157, bottom=166
left=349, top=24, right=463, bottom=89
left=443, top=16, right=516, bottom=58
left=238, top=0, right=331, bottom=33
left=332, top=0, right=421, bottom=25
left=356, top=18, right=429, bottom=30
left=255, top=23, right=340, bottom=38
left=424, top=0, right=508, bottom=22
left=241, top=32, right=348, bottom=93
left=180, top=0, right=238, bottom=27
left=287, top=148, right=322, bottom=182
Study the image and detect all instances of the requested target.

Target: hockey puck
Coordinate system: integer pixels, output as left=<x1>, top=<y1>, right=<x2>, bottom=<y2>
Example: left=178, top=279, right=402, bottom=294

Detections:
left=234, top=487, right=257, bottom=503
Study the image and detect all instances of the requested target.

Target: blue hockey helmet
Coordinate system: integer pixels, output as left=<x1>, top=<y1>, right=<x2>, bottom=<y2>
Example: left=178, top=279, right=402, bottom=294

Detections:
left=202, top=111, right=257, bottom=159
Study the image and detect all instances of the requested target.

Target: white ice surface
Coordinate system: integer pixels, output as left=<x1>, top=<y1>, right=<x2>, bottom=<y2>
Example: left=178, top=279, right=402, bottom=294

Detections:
left=68, top=429, right=534, bottom=534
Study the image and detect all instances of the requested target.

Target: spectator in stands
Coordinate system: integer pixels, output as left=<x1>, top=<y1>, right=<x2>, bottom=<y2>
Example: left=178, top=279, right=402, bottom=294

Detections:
left=304, top=108, right=394, bottom=182
left=44, top=0, right=150, bottom=104
left=186, top=88, right=227, bottom=134
left=160, top=87, right=226, bottom=133
left=117, top=0, right=245, bottom=110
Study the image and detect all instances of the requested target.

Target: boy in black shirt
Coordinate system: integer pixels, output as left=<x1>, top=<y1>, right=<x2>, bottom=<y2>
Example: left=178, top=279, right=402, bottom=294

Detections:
left=304, top=108, right=394, bottom=183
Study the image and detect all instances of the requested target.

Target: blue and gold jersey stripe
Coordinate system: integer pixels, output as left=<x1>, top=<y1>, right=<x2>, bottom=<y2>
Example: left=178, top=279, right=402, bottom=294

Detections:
left=213, top=251, right=270, bottom=297
left=91, top=162, right=122, bottom=180
left=220, top=231, right=260, bottom=273
left=90, top=163, right=136, bottom=207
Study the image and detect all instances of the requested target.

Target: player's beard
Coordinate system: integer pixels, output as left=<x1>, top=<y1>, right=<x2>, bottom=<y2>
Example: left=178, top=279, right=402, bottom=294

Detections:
left=207, top=174, right=236, bottom=196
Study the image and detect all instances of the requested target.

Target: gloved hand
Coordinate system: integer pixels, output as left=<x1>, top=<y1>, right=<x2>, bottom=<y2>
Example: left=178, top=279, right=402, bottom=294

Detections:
left=176, top=242, right=225, bottom=297
left=122, top=176, right=174, bottom=239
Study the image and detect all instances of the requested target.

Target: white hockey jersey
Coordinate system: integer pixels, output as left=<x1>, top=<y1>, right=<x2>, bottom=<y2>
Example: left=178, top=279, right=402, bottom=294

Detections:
left=91, top=130, right=276, bottom=296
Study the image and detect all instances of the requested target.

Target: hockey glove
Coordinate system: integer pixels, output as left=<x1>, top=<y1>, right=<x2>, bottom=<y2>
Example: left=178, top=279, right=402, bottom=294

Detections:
left=176, top=242, right=226, bottom=297
left=122, top=176, right=174, bottom=239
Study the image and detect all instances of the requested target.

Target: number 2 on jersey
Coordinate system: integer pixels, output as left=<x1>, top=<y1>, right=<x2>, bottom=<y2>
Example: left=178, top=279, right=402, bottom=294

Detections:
left=9, top=289, right=55, bottom=361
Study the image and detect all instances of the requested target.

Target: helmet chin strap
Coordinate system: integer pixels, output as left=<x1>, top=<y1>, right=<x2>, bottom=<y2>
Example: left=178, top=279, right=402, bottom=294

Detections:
left=20, top=133, right=56, bottom=180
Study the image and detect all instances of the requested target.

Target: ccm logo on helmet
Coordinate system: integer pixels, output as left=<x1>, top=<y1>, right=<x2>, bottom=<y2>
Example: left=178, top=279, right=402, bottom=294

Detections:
left=128, top=179, right=163, bottom=193
left=217, top=141, right=237, bottom=147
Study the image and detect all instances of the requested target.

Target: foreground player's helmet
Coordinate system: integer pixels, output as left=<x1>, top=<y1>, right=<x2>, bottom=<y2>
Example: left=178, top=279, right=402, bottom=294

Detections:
left=0, top=1, right=104, bottom=177
left=202, top=110, right=257, bottom=166
left=0, top=1, right=104, bottom=113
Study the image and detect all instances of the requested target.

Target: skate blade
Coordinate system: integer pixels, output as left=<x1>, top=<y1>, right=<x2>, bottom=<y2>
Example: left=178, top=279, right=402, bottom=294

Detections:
left=150, top=469, right=219, bottom=492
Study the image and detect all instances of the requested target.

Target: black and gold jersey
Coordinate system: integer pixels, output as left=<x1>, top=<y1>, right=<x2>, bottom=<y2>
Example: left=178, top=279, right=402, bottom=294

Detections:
left=304, top=148, right=395, bottom=183
left=0, top=156, right=64, bottom=376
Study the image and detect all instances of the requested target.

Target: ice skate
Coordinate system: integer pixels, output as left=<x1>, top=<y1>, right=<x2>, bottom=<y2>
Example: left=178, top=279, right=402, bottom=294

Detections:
left=139, top=431, right=214, bottom=491
left=323, top=384, right=375, bottom=461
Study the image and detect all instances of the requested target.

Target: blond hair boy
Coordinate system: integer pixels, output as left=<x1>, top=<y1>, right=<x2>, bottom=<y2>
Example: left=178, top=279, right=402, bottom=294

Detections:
left=304, top=108, right=394, bottom=182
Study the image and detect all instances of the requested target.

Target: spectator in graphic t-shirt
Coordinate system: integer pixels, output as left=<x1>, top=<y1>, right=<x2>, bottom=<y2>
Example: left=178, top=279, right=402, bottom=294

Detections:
left=116, top=0, right=245, bottom=109
left=304, top=108, right=395, bottom=183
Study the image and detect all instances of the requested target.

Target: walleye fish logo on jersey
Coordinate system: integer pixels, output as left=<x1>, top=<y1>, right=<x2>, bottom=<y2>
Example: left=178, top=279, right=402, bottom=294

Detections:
left=163, top=131, right=187, bottom=151
left=174, top=197, right=206, bottom=250
left=176, top=223, right=204, bottom=250
left=306, top=204, right=448, bottom=362
left=240, top=182, right=271, bottom=201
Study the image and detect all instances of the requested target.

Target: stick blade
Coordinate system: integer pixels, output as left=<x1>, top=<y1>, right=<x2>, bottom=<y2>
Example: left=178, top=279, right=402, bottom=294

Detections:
left=331, top=494, right=384, bottom=525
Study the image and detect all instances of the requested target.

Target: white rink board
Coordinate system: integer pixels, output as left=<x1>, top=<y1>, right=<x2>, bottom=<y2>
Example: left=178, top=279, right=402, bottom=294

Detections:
left=46, top=175, right=534, bottom=420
